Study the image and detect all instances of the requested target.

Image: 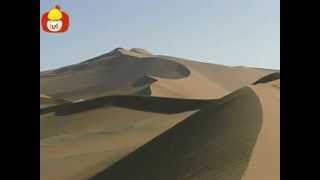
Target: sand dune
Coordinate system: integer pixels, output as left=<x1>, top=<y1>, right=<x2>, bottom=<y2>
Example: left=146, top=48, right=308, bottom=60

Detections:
left=40, top=48, right=191, bottom=101
left=40, top=48, right=279, bottom=180
left=40, top=48, right=276, bottom=101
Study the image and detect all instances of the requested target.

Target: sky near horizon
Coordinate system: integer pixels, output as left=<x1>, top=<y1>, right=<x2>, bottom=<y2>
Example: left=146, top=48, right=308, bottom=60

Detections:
left=40, top=0, right=279, bottom=71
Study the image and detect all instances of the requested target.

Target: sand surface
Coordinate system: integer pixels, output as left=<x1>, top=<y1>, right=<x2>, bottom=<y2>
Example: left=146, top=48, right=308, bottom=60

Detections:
left=40, top=48, right=279, bottom=180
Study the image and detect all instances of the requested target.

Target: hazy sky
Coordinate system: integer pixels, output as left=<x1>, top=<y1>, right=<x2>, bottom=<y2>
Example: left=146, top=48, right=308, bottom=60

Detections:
left=41, top=0, right=279, bottom=71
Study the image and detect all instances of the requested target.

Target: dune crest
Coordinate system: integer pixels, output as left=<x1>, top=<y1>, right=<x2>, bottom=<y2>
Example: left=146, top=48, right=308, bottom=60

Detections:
left=149, top=68, right=226, bottom=99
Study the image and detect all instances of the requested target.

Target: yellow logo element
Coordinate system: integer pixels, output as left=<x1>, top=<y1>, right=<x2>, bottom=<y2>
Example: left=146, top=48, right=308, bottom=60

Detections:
left=48, top=6, right=63, bottom=20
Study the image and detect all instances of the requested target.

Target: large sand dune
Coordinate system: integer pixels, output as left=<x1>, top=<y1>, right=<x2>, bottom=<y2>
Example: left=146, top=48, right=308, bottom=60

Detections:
left=40, top=48, right=274, bottom=101
left=40, top=48, right=279, bottom=180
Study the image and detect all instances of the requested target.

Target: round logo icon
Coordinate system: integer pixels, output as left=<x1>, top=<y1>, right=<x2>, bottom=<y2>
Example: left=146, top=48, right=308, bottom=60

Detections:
left=41, top=5, right=69, bottom=33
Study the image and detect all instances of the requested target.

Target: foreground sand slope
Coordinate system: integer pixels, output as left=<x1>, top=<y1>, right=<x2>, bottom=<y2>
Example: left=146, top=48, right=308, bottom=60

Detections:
left=41, top=107, right=196, bottom=180
left=90, top=87, right=263, bottom=180
left=41, top=95, right=211, bottom=180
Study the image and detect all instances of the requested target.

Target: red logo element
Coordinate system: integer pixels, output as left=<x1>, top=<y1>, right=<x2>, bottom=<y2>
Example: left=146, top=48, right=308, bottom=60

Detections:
left=41, top=5, right=69, bottom=33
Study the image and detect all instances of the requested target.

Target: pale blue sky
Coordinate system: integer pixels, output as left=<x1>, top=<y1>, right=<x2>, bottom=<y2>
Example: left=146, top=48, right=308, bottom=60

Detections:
left=40, top=0, right=279, bottom=71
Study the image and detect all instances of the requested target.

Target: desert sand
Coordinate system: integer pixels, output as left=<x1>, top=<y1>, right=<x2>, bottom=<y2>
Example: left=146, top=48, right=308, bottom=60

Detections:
left=40, top=48, right=279, bottom=180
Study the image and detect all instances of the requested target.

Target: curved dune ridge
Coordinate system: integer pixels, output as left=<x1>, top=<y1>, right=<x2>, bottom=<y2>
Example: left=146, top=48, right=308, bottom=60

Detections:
left=149, top=68, right=227, bottom=99
left=253, top=72, right=280, bottom=85
left=40, top=48, right=279, bottom=180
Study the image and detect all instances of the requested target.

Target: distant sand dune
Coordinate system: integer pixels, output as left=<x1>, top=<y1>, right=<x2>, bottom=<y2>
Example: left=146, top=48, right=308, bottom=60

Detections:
left=40, top=48, right=276, bottom=101
left=40, top=49, right=192, bottom=101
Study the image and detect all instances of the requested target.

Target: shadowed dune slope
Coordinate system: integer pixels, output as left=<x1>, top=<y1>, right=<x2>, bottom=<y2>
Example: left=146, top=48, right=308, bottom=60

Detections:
left=90, top=87, right=263, bottom=180
left=253, top=72, right=280, bottom=85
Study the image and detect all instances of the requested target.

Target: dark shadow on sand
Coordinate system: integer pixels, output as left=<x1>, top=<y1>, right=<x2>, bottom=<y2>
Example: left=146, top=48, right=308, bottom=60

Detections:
left=89, top=87, right=263, bottom=180
left=40, top=95, right=215, bottom=116
left=253, top=72, right=280, bottom=85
